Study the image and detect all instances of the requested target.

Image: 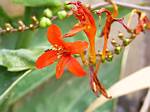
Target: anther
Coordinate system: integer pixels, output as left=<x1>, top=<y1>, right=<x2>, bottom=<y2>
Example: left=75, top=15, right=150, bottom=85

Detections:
left=57, top=54, right=61, bottom=59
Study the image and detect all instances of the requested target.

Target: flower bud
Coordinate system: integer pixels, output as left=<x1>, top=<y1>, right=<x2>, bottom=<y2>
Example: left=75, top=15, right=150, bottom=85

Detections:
left=43, top=8, right=53, bottom=18
left=115, top=46, right=122, bottom=55
left=106, top=53, right=113, bottom=62
left=40, top=17, right=52, bottom=28
left=118, top=32, right=124, bottom=40
left=57, top=10, right=67, bottom=20
left=123, top=38, right=131, bottom=46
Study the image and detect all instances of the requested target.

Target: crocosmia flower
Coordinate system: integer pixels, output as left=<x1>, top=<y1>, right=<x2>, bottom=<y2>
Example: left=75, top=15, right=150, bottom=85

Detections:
left=97, top=8, right=130, bottom=58
left=133, top=10, right=150, bottom=34
left=36, top=24, right=88, bottom=79
left=64, top=1, right=97, bottom=64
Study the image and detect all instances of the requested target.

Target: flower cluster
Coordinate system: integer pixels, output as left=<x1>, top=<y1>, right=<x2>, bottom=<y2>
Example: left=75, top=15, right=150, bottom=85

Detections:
left=36, top=1, right=150, bottom=98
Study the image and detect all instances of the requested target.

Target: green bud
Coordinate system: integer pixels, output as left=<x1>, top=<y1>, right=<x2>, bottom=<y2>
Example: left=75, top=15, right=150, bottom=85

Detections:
left=64, top=1, right=72, bottom=9
left=123, top=38, right=131, bottom=46
left=111, top=39, right=118, bottom=47
left=118, top=32, right=124, bottom=40
left=115, top=46, right=122, bottom=55
left=43, top=8, right=53, bottom=18
left=57, top=10, right=67, bottom=20
left=106, top=53, right=113, bottom=62
left=40, top=17, right=52, bottom=28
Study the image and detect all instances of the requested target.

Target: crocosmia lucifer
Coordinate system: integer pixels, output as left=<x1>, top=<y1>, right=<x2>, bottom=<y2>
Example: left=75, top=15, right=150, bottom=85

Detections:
left=64, top=1, right=97, bottom=64
left=97, top=8, right=130, bottom=58
left=35, top=1, right=150, bottom=99
left=133, top=10, right=150, bottom=34
left=36, top=24, right=88, bottom=79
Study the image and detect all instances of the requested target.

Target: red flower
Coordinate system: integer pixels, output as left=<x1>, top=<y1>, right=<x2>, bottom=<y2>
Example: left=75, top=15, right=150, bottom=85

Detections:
left=133, top=10, right=150, bottom=34
left=64, top=1, right=97, bottom=64
left=36, top=24, right=88, bottom=79
left=97, top=8, right=130, bottom=57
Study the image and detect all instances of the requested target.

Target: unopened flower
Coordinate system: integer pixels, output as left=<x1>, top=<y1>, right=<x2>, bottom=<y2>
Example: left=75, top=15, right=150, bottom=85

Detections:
left=97, top=8, right=130, bottom=58
left=64, top=1, right=97, bottom=64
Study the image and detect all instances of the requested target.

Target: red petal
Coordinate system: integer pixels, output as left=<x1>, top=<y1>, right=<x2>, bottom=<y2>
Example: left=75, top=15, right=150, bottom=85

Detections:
left=67, top=57, right=86, bottom=77
left=135, top=16, right=150, bottom=34
left=80, top=3, right=96, bottom=27
left=56, top=56, right=70, bottom=79
left=63, top=24, right=85, bottom=38
left=69, top=1, right=96, bottom=27
left=36, top=50, right=57, bottom=69
left=64, top=41, right=88, bottom=54
left=47, top=24, right=64, bottom=46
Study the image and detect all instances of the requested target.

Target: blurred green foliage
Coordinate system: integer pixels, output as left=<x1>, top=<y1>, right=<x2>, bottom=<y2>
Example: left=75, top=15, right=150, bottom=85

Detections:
left=0, top=1, right=131, bottom=112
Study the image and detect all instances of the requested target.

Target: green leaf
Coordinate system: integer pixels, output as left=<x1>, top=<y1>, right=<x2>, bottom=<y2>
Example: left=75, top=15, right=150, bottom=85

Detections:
left=0, top=67, right=23, bottom=95
left=0, top=63, right=56, bottom=111
left=10, top=53, right=123, bottom=112
left=0, top=66, right=24, bottom=112
left=0, top=49, right=44, bottom=71
left=12, top=0, right=62, bottom=7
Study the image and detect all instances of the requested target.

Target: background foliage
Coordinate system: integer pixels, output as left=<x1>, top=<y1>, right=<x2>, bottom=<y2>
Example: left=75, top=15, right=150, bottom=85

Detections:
left=0, top=0, right=132, bottom=112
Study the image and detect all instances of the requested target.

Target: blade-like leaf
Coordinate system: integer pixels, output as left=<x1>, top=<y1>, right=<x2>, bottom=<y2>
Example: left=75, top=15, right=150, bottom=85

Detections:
left=85, top=66, right=150, bottom=112
left=0, top=67, right=24, bottom=95
left=0, top=64, right=55, bottom=112
left=8, top=53, right=123, bottom=112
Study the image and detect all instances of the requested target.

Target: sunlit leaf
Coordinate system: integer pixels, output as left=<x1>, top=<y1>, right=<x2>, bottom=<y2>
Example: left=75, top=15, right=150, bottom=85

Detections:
left=0, top=49, right=43, bottom=71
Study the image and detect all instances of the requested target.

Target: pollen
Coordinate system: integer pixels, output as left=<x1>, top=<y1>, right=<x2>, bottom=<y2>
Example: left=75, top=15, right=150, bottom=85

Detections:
left=57, top=55, right=61, bottom=59
left=87, top=25, right=91, bottom=29
left=57, top=53, right=62, bottom=59
left=52, top=44, right=63, bottom=51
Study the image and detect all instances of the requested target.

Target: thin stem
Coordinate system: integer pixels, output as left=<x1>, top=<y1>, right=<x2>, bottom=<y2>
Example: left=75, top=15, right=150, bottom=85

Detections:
left=0, top=1, right=150, bottom=35
left=91, top=1, right=150, bottom=12
left=0, top=25, right=38, bottom=34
